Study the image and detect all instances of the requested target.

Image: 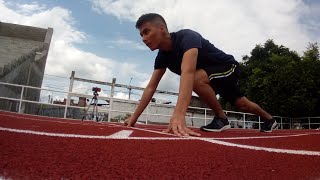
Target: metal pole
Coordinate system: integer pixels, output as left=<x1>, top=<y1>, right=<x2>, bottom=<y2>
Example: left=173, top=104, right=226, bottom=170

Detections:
left=51, top=90, right=54, bottom=104
left=258, top=116, right=261, bottom=130
left=18, top=87, right=24, bottom=113
left=281, top=117, right=283, bottom=129
left=146, top=104, right=149, bottom=124
left=64, top=71, right=75, bottom=118
left=108, top=78, right=116, bottom=122
left=204, top=109, right=207, bottom=126
left=191, top=112, right=194, bottom=127
left=308, top=118, right=311, bottom=129
left=243, top=113, right=246, bottom=129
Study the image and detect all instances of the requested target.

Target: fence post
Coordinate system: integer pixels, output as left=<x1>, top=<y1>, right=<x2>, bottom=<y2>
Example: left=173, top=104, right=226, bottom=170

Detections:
left=146, top=104, right=149, bottom=124
left=281, top=117, right=283, bottom=129
left=258, top=116, right=261, bottom=130
left=18, top=86, right=24, bottom=113
left=64, top=71, right=75, bottom=118
left=108, top=78, right=116, bottom=122
left=308, top=118, right=311, bottom=129
left=243, top=113, right=246, bottom=129
left=204, top=109, right=207, bottom=126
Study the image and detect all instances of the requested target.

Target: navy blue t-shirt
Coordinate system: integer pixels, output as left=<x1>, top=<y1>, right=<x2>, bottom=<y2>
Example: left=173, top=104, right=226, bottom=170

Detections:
left=154, top=29, right=238, bottom=75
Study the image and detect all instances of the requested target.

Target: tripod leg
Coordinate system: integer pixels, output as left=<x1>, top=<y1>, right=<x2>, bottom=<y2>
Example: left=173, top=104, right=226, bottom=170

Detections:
left=91, top=102, right=95, bottom=120
left=82, top=98, right=94, bottom=121
left=92, top=99, right=95, bottom=121
left=94, top=98, right=99, bottom=122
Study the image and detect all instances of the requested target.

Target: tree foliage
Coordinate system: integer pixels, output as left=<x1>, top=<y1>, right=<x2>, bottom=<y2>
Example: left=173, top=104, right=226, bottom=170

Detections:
left=222, top=40, right=320, bottom=117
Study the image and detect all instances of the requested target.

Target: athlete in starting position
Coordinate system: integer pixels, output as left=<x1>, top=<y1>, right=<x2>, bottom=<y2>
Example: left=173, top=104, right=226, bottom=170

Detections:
left=124, top=13, right=277, bottom=136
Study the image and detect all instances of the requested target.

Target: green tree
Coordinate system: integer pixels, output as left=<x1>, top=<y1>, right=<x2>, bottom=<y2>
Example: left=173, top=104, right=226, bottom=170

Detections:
left=221, top=40, right=320, bottom=117
left=300, top=43, right=320, bottom=116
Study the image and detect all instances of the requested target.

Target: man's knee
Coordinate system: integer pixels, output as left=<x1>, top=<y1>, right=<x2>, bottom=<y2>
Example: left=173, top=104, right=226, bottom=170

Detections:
left=235, top=97, right=251, bottom=111
left=194, top=69, right=210, bottom=87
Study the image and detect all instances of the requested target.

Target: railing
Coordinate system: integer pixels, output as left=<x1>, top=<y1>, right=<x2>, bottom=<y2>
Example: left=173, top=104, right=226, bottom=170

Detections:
left=1, top=81, right=319, bottom=129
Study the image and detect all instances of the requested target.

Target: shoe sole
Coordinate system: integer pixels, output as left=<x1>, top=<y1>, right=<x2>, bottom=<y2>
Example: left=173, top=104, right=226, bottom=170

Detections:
left=261, top=121, right=278, bottom=133
left=201, top=125, right=231, bottom=132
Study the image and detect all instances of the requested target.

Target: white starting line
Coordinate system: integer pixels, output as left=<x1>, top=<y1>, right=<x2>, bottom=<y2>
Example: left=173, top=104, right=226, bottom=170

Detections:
left=1, top=112, right=320, bottom=156
left=0, top=127, right=183, bottom=140
left=1, top=126, right=320, bottom=156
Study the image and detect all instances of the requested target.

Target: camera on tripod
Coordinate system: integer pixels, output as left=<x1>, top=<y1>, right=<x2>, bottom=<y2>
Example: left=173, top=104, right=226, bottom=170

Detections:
left=82, top=87, right=101, bottom=122
left=92, top=87, right=101, bottom=93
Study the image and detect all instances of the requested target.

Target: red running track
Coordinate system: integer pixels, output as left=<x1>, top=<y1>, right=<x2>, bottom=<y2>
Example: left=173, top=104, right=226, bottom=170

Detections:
left=0, top=110, right=320, bottom=179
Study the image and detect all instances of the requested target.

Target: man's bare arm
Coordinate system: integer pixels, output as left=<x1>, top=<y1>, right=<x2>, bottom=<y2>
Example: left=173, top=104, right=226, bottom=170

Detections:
left=174, top=48, right=198, bottom=115
left=163, top=48, right=200, bottom=136
left=124, top=68, right=166, bottom=126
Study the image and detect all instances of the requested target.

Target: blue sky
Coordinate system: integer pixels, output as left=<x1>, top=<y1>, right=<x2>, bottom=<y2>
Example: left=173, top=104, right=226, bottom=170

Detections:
left=52, top=0, right=154, bottom=66
left=1, top=0, right=319, bottom=101
left=37, top=0, right=155, bottom=71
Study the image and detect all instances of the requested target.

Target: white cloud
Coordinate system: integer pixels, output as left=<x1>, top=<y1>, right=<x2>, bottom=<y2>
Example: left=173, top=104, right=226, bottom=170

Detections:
left=89, top=0, right=320, bottom=95
left=0, top=0, right=150, bottom=93
left=114, top=92, right=129, bottom=99
left=119, top=62, right=149, bottom=82
left=90, top=0, right=318, bottom=60
left=140, top=70, right=179, bottom=92
left=299, top=1, right=320, bottom=41
left=48, top=40, right=115, bottom=82
left=3, top=0, right=318, bottom=101
left=107, top=36, right=148, bottom=50
left=15, top=2, right=46, bottom=15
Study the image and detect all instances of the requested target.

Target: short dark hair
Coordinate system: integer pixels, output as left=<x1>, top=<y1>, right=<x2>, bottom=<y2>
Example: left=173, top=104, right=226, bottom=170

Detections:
left=135, top=13, right=167, bottom=30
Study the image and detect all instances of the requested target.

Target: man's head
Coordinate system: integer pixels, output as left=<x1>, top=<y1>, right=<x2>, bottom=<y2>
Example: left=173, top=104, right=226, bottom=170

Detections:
left=136, top=13, right=169, bottom=51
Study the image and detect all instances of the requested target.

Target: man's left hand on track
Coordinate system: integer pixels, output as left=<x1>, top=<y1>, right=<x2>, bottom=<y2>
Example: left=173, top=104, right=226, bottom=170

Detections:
left=162, top=114, right=201, bottom=137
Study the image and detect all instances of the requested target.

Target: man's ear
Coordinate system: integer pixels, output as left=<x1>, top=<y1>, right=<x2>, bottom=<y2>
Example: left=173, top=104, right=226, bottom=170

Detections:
left=159, top=24, right=167, bottom=33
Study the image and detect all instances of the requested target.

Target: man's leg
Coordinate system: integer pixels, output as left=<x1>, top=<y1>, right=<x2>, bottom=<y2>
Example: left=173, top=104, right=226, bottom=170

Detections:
left=234, top=97, right=272, bottom=120
left=194, top=68, right=276, bottom=132
left=234, top=97, right=277, bottom=132
left=193, top=69, right=226, bottom=119
left=193, top=69, right=230, bottom=132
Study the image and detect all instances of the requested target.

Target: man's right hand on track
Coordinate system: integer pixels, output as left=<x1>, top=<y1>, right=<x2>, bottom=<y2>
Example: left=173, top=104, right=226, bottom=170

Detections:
left=123, top=116, right=137, bottom=127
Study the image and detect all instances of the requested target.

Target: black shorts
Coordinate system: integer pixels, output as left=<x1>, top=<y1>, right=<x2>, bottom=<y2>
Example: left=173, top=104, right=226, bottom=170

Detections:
left=203, top=63, right=244, bottom=104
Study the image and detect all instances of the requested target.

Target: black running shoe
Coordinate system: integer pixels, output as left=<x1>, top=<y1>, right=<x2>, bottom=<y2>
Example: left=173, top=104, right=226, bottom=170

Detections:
left=200, top=117, right=231, bottom=132
left=260, top=118, right=277, bottom=133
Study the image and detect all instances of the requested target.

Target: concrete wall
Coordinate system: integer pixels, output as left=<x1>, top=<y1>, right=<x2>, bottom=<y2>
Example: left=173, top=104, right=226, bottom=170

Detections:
left=0, top=21, right=48, bottom=42
left=0, top=21, right=53, bottom=113
left=0, top=36, right=44, bottom=76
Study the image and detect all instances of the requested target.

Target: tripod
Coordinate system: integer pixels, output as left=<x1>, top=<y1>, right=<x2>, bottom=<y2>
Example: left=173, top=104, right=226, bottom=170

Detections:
left=82, top=91, right=99, bottom=122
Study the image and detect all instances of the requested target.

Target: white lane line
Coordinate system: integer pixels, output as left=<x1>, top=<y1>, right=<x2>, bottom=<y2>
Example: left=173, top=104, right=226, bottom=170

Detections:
left=2, top=113, right=320, bottom=156
left=0, top=113, right=107, bottom=127
left=110, top=123, right=319, bottom=140
left=2, top=113, right=318, bottom=138
left=120, top=127, right=315, bottom=140
left=201, top=138, right=320, bottom=156
left=1, top=113, right=319, bottom=140
left=115, top=124, right=179, bottom=137
left=108, top=130, right=133, bottom=138
left=1, top=126, right=320, bottom=156
left=111, top=124, right=320, bottom=156
left=0, top=127, right=185, bottom=140
left=211, top=133, right=311, bottom=140
left=0, top=126, right=312, bottom=140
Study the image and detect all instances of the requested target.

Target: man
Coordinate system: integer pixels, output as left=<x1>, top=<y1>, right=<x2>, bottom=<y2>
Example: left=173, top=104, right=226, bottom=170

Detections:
left=124, top=13, right=277, bottom=136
